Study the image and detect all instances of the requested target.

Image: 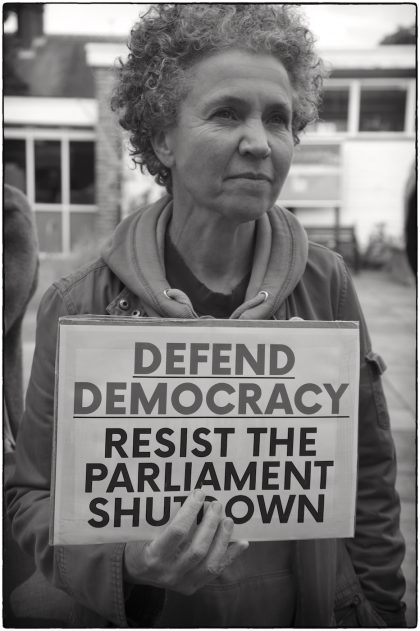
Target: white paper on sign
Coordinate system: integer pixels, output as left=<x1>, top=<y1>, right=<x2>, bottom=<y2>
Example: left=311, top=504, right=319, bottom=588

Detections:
left=50, top=317, right=359, bottom=545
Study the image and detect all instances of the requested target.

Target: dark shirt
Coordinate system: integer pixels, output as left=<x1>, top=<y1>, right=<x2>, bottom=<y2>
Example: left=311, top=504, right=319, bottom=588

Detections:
left=165, top=234, right=250, bottom=318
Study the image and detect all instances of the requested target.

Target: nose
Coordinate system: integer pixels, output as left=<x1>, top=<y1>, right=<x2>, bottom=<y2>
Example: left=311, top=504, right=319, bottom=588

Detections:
left=238, top=119, right=271, bottom=159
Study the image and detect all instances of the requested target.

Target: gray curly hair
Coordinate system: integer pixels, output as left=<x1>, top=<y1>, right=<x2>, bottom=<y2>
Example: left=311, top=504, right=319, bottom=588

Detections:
left=111, top=4, right=326, bottom=191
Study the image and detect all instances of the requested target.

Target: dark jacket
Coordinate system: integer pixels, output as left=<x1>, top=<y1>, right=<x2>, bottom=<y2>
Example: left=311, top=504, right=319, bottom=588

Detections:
left=6, top=197, right=406, bottom=627
left=3, top=186, right=39, bottom=627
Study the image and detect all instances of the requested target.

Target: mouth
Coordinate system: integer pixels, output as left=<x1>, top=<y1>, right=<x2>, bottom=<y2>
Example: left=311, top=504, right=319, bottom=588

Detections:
left=227, top=172, right=272, bottom=183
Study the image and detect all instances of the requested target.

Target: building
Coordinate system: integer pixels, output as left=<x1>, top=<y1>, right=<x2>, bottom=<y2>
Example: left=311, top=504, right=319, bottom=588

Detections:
left=282, top=47, right=416, bottom=251
left=4, top=6, right=416, bottom=256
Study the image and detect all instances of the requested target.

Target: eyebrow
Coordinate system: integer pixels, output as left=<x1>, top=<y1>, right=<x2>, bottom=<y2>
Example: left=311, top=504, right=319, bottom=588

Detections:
left=204, top=93, right=292, bottom=118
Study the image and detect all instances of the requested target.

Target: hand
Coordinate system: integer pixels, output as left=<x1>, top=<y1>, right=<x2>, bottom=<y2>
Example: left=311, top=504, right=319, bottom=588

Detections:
left=123, top=489, right=249, bottom=595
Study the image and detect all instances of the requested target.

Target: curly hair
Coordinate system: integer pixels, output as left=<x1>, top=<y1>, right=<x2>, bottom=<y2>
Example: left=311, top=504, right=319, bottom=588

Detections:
left=111, top=4, right=326, bottom=191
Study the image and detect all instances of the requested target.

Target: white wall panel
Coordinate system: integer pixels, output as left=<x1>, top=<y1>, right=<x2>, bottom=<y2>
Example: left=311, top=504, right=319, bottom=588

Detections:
left=341, top=139, right=415, bottom=248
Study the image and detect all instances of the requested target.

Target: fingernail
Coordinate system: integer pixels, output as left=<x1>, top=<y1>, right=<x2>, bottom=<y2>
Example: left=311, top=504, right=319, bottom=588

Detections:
left=223, top=518, right=234, bottom=533
left=212, top=501, right=222, bottom=515
left=194, top=488, right=205, bottom=501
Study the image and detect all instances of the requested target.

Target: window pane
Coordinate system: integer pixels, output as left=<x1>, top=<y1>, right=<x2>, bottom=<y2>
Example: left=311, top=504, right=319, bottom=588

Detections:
left=293, top=144, right=341, bottom=167
left=281, top=173, right=340, bottom=202
left=70, top=212, right=96, bottom=250
left=293, top=207, right=340, bottom=230
left=318, top=89, right=349, bottom=132
left=70, top=141, right=95, bottom=204
left=35, top=211, right=62, bottom=252
left=35, top=140, right=62, bottom=203
left=4, top=138, right=26, bottom=193
left=359, top=88, right=406, bottom=132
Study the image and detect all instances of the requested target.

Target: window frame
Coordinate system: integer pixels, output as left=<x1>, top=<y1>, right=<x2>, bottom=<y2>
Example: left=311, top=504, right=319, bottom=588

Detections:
left=4, top=127, right=97, bottom=255
left=306, top=78, right=415, bottom=139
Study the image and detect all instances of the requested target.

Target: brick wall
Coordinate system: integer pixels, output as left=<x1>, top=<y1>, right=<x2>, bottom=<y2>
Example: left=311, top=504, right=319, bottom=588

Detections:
left=93, top=67, right=122, bottom=239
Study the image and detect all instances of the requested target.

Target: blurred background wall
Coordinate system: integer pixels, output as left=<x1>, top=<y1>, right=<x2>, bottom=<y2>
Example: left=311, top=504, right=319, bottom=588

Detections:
left=4, top=3, right=416, bottom=268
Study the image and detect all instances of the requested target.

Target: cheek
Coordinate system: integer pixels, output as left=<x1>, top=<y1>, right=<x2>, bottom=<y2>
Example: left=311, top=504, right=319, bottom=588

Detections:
left=181, top=137, right=218, bottom=171
left=274, top=141, right=294, bottom=176
left=187, top=141, right=230, bottom=184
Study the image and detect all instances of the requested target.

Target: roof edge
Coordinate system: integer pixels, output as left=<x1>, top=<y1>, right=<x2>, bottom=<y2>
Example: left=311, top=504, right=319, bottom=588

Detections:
left=5, top=96, right=98, bottom=126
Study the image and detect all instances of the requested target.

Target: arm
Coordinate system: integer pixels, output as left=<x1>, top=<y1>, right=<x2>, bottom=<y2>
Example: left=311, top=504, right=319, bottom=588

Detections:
left=4, top=185, right=39, bottom=447
left=337, top=261, right=406, bottom=626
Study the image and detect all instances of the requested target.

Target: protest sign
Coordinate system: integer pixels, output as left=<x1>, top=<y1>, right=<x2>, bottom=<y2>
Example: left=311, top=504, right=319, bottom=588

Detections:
left=50, top=316, right=359, bottom=545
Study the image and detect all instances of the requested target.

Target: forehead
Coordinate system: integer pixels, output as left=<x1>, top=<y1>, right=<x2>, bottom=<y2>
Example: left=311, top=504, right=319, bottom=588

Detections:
left=184, top=49, right=293, bottom=109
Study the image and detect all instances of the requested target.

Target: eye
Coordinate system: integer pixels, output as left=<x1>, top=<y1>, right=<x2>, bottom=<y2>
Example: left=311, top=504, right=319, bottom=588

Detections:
left=267, top=111, right=290, bottom=127
left=211, top=108, right=238, bottom=121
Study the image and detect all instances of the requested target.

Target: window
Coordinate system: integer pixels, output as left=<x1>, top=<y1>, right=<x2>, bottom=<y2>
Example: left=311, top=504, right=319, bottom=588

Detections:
left=293, top=144, right=341, bottom=167
left=36, top=211, right=63, bottom=253
left=70, top=211, right=97, bottom=249
left=318, top=89, right=349, bottom=132
left=281, top=172, right=341, bottom=203
left=4, top=130, right=97, bottom=254
left=70, top=141, right=95, bottom=204
left=35, top=140, right=62, bottom=203
left=4, top=138, right=26, bottom=193
left=281, top=143, right=341, bottom=205
left=307, top=80, right=413, bottom=136
left=359, top=88, right=406, bottom=132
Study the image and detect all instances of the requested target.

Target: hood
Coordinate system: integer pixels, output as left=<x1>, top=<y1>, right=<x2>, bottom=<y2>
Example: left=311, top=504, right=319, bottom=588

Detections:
left=101, top=195, right=308, bottom=320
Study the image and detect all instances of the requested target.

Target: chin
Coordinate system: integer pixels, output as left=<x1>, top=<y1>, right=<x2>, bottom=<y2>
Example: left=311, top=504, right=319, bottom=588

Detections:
left=222, top=196, right=274, bottom=224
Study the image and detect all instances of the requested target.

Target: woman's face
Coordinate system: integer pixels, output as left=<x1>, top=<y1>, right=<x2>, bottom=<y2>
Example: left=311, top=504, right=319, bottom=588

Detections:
left=158, top=49, right=294, bottom=225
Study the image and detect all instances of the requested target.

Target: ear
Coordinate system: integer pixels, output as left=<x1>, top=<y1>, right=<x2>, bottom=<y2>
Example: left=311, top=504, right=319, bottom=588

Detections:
left=151, top=129, right=175, bottom=168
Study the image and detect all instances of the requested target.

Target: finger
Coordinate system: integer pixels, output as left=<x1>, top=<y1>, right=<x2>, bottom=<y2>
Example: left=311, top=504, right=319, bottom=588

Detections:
left=149, top=489, right=205, bottom=558
left=196, top=499, right=216, bottom=525
left=180, top=521, right=248, bottom=593
left=196, top=518, right=248, bottom=578
left=175, top=501, right=225, bottom=573
left=205, top=519, right=248, bottom=576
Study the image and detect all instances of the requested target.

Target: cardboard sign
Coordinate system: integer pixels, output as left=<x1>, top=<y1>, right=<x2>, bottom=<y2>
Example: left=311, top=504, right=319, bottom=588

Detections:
left=50, top=317, right=359, bottom=545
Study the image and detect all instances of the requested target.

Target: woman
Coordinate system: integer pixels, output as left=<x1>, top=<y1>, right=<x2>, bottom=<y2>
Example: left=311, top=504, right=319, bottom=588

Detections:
left=7, top=5, right=406, bottom=627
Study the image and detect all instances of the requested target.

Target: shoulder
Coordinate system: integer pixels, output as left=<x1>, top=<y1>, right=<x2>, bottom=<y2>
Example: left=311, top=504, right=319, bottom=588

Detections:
left=297, top=241, right=351, bottom=319
left=4, top=185, right=38, bottom=262
left=41, top=258, right=123, bottom=318
left=306, top=240, right=348, bottom=287
left=5, top=184, right=33, bottom=222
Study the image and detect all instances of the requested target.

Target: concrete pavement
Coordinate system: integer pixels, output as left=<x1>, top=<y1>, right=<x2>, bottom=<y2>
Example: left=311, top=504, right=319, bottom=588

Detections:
left=20, top=267, right=416, bottom=625
left=352, top=270, right=416, bottom=627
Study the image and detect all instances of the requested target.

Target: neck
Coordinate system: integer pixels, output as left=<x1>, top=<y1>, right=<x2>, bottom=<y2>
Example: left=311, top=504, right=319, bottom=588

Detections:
left=168, top=201, right=256, bottom=294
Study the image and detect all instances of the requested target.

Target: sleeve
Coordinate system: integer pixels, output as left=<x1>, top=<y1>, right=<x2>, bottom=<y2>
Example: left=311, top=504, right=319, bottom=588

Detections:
left=4, top=184, right=38, bottom=334
left=336, top=260, right=406, bottom=627
left=4, top=185, right=39, bottom=445
left=5, top=284, right=164, bottom=627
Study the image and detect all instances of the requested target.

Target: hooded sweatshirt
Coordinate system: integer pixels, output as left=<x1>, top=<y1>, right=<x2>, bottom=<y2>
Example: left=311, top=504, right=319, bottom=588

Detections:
left=101, top=195, right=308, bottom=321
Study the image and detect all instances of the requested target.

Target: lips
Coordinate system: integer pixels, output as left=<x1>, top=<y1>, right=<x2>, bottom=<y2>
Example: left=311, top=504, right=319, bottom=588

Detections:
left=227, top=172, right=272, bottom=182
